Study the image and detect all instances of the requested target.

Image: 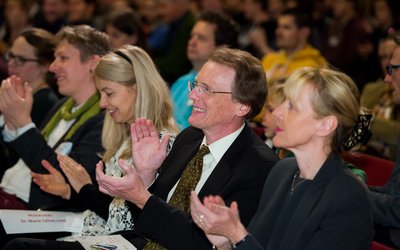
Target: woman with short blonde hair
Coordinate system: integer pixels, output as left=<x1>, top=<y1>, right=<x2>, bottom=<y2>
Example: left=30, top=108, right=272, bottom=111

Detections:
left=190, top=67, right=373, bottom=250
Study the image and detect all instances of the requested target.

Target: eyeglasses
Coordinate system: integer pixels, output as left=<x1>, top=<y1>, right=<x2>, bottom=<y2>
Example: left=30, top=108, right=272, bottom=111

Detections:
left=5, top=51, right=40, bottom=67
left=188, top=80, right=232, bottom=95
left=386, top=64, right=400, bottom=76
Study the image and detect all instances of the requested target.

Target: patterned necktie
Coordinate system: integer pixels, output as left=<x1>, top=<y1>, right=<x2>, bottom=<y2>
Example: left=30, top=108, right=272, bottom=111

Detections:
left=143, top=145, right=210, bottom=250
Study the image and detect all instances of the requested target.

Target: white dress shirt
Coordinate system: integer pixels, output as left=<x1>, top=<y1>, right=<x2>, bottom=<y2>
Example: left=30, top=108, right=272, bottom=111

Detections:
left=167, top=124, right=245, bottom=201
left=0, top=108, right=78, bottom=202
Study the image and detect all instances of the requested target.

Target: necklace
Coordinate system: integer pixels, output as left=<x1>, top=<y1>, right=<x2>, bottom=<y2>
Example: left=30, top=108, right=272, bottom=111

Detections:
left=290, top=171, right=307, bottom=194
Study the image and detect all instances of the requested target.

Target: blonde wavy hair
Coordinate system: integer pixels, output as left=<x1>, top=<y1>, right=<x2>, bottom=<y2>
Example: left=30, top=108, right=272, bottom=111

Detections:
left=94, top=45, right=178, bottom=162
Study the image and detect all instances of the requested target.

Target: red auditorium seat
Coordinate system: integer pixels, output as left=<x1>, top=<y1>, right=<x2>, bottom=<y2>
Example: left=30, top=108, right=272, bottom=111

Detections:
left=343, top=152, right=395, bottom=186
left=371, top=241, right=395, bottom=250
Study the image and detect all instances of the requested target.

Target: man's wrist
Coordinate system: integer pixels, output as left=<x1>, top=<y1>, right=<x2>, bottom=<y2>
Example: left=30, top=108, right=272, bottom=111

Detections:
left=134, top=190, right=152, bottom=209
left=229, top=225, right=249, bottom=246
left=231, top=234, right=251, bottom=249
left=14, top=119, right=33, bottom=128
left=61, top=184, right=71, bottom=200
left=3, top=122, right=35, bottom=142
left=136, top=169, right=158, bottom=187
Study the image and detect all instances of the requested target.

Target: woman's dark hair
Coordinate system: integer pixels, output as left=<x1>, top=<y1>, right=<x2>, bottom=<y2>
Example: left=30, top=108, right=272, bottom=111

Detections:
left=20, top=27, right=57, bottom=86
left=104, top=9, right=147, bottom=50
left=197, top=10, right=239, bottom=48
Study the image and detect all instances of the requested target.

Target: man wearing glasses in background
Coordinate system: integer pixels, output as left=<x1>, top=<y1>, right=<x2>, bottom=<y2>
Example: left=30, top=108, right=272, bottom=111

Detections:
left=360, top=34, right=400, bottom=160
left=368, top=42, right=400, bottom=249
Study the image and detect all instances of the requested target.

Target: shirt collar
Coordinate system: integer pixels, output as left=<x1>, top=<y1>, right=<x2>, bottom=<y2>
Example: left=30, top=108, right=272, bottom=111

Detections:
left=200, top=124, right=245, bottom=163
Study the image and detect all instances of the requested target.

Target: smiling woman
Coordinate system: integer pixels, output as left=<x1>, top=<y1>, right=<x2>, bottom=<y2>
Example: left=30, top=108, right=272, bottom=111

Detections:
left=0, top=28, right=60, bottom=172
left=94, top=45, right=178, bottom=163
left=7, top=45, right=178, bottom=249
left=96, top=79, right=137, bottom=124
left=6, top=28, right=60, bottom=127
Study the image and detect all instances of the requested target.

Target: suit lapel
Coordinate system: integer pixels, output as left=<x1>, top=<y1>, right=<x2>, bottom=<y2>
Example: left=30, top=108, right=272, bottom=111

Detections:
left=154, top=129, right=203, bottom=200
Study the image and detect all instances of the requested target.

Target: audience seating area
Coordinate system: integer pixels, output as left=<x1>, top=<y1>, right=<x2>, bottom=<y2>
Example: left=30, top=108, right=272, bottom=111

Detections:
left=371, top=241, right=396, bottom=250
left=343, top=152, right=395, bottom=186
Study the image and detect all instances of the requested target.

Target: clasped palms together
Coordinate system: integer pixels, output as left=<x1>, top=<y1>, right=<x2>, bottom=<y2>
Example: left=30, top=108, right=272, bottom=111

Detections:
left=32, top=117, right=171, bottom=205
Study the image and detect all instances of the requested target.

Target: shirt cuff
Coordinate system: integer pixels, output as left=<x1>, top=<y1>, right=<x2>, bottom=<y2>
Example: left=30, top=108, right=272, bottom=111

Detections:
left=3, top=122, right=35, bottom=142
left=0, top=115, right=4, bottom=127
left=146, top=173, right=159, bottom=189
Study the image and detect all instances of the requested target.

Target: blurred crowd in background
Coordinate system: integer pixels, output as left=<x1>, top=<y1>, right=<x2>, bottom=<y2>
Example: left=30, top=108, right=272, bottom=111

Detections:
left=0, top=0, right=399, bottom=160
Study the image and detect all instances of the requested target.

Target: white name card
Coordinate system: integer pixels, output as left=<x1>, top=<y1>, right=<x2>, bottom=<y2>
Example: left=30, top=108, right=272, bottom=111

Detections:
left=0, top=209, right=84, bottom=234
left=63, top=235, right=136, bottom=250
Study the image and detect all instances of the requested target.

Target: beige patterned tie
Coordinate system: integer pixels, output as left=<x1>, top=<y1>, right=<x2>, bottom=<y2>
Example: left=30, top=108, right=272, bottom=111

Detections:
left=143, top=145, right=210, bottom=250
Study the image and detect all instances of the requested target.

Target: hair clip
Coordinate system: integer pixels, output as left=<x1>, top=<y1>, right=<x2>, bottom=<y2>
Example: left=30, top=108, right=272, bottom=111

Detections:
left=342, top=114, right=372, bottom=151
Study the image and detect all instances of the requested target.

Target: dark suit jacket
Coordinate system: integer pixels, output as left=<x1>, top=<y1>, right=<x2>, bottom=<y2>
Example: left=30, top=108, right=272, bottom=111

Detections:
left=240, top=155, right=374, bottom=250
left=369, top=142, right=400, bottom=247
left=131, top=125, right=279, bottom=250
left=6, top=98, right=105, bottom=210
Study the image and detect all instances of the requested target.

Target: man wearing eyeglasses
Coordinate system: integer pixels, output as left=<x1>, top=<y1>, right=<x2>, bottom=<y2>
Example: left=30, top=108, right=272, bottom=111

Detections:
left=386, top=64, right=400, bottom=103
left=368, top=44, right=400, bottom=249
left=360, top=36, right=400, bottom=160
left=92, top=48, right=279, bottom=250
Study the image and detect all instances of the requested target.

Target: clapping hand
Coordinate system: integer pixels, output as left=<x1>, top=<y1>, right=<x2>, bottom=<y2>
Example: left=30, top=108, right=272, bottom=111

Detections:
left=190, top=192, right=248, bottom=248
left=130, top=118, right=170, bottom=186
left=58, top=154, right=92, bottom=193
left=96, top=159, right=151, bottom=209
left=0, top=76, right=33, bottom=128
left=31, top=159, right=71, bottom=200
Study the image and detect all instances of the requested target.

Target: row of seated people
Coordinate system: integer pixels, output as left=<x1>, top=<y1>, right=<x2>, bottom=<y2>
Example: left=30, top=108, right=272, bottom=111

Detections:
left=170, top=8, right=400, bottom=164
left=1, top=0, right=399, bottom=163
left=0, top=24, right=398, bottom=250
left=2, top=0, right=400, bottom=89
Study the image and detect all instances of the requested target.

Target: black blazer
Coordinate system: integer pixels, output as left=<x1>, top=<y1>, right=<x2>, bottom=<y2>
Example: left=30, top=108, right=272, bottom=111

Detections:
left=240, top=155, right=374, bottom=250
left=132, top=125, right=279, bottom=250
left=369, top=142, right=400, bottom=248
left=6, top=98, right=105, bottom=210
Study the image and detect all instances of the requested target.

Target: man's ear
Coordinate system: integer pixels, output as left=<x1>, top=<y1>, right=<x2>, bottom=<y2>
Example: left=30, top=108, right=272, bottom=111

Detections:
left=316, top=115, right=338, bottom=137
left=89, top=54, right=101, bottom=72
left=236, top=103, right=251, bottom=117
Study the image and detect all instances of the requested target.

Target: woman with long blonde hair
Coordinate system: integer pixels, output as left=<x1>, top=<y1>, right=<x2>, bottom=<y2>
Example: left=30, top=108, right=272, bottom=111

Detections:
left=29, top=45, right=177, bottom=239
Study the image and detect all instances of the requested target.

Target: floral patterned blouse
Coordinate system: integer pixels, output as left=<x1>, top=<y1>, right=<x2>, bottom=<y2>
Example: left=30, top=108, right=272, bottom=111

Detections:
left=74, top=132, right=175, bottom=236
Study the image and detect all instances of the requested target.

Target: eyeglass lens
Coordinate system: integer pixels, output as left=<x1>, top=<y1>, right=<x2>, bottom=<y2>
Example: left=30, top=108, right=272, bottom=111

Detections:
left=387, top=65, right=400, bottom=76
left=5, top=52, right=38, bottom=66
